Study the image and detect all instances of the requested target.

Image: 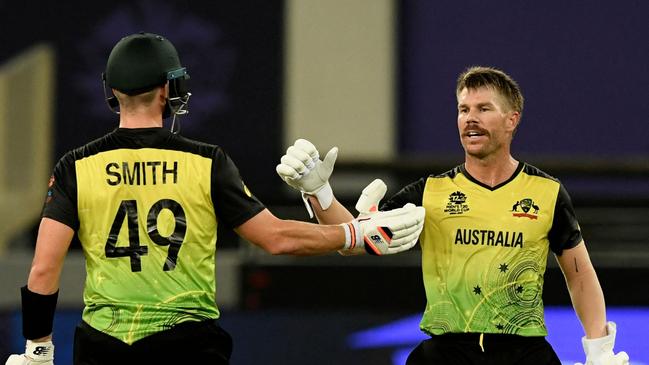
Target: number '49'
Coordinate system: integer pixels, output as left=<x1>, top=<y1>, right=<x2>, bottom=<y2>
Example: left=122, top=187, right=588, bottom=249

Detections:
left=105, top=199, right=186, bottom=272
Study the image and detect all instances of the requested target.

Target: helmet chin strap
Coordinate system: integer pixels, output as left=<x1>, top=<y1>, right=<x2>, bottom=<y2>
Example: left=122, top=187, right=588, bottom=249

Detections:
left=102, top=75, right=120, bottom=114
left=168, top=92, right=191, bottom=134
left=170, top=111, right=181, bottom=134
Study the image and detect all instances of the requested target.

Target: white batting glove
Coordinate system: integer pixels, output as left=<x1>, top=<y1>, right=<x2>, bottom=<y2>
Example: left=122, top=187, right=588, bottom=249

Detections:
left=340, top=201, right=425, bottom=256
left=6, top=341, right=54, bottom=365
left=339, top=179, right=388, bottom=256
left=276, top=139, right=338, bottom=217
left=355, top=179, right=387, bottom=216
left=575, top=322, right=629, bottom=365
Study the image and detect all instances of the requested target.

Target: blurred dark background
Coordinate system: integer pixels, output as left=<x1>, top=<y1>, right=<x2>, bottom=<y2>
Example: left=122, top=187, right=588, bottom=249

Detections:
left=0, top=1, right=647, bottom=364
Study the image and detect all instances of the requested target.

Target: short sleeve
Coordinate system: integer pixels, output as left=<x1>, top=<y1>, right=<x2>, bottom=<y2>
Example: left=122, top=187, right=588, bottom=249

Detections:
left=211, top=148, right=265, bottom=228
left=548, top=183, right=583, bottom=255
left=41, top=152, right=79, bottom=230
left=380, top=177, right=426, bottom=211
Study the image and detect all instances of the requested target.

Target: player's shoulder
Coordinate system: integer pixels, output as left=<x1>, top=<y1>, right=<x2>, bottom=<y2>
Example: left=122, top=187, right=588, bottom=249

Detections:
left=63, top=129, right=225, bottom=162
left=58, top=132, right=115, bottom=165
left=165, top=133, right=222, bottom=159
left=520, top=162, right=560, bottom=183
left=430, top=164, right=463, bottom=180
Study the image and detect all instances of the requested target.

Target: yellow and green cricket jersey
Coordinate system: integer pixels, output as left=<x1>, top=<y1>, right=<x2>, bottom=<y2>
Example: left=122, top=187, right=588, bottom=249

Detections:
left=42, top=128, right=264, bottom=344
left=381, top=163, right=582, bottom=337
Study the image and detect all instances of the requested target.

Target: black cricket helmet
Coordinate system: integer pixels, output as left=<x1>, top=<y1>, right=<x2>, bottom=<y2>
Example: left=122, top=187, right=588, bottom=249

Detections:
left=103, top=32, right=190, bottom=116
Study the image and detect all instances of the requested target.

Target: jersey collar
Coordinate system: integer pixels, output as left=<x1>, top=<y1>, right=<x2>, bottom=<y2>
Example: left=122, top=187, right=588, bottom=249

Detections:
left=459, top=162, right=525, bottom=191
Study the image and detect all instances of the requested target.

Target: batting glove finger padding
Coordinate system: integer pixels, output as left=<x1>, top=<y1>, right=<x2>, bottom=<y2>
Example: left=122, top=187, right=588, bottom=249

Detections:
left=276, top=139, right=338, bottom=217
left=275, top=163, right=300, bottom=181
left=286, top=145, right=316, bottom=171
left=355, top=179, right=387, bottom=215
left=294, top=138, right=319, bottom=157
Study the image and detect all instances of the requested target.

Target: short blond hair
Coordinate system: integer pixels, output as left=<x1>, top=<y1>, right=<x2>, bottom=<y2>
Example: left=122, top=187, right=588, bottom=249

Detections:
left=114, top=88, right=160, bottom=111
left=456, top=66, right=524, bottom=117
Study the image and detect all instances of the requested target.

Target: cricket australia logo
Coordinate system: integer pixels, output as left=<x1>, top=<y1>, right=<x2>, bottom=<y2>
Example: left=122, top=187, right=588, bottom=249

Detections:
left=444, top=191, right=470, bottom=215
left=512, top=198, right=539, bottom=220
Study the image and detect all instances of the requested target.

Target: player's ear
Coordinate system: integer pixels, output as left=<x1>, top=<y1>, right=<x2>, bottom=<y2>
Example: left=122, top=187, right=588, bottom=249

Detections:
left=159, top=84, right=169, bottom=103
left=506, top=111, right=520, bottom=132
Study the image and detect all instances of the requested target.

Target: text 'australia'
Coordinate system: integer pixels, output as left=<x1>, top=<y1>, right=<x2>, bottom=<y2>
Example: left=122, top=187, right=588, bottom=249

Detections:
left=454, top=229, right=523, bottom=248
left=106, top=161, right=178, bottom=186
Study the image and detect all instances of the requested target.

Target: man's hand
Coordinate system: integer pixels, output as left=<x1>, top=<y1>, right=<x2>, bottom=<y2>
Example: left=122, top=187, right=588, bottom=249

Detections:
left=6, top=341, right=54, bottom=365
left=575, top=322, right=629, bottom=365
left=340, top=178, right=423, bottom=256
left=276, top=139, right=338, bottom=216
left=339, top=178, right=388, bottom=255
left=340, top=194, right=425, bottom=255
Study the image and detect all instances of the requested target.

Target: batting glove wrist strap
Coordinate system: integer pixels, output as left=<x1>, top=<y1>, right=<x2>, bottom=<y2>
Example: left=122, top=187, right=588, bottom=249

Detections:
left=301, top=182, right=334, bottom=215
left=25, top=341, right=54, bottom=362
left=6, top=341, right=54, bottom=365
left=340, top=220, right=362, bottom=250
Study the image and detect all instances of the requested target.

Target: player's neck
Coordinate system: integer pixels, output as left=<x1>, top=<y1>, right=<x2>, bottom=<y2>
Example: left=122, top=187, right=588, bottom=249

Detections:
left=118, top=111, right=164, bottom=129
left=464, top=153, right=519, bottom=187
